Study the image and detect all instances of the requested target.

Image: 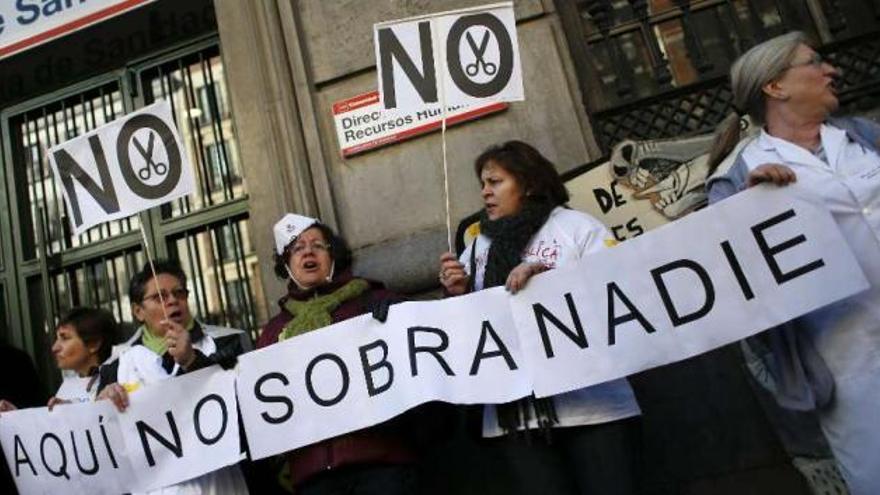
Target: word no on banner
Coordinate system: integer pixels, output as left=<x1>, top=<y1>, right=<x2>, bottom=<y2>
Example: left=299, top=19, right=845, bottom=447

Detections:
left=47, top=100, right=194, bottom=235
left=374, top=2, right=524, bottom=110
left=0, top=367, right=239, bottom=495
left=1, top=188, right=868, bottom=493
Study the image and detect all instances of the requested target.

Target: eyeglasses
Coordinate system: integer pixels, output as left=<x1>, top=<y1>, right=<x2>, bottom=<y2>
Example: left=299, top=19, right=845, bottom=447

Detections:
left=142, top=287, right=189, bottom=304
left=789, top=52, right=826, bottom=69
left=291, top=241, right=330, bottom=255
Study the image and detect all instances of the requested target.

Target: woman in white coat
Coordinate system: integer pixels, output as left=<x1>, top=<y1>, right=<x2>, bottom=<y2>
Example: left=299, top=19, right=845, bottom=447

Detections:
left=0, top=307, right=118, bottom=411
left=707, top=31, right=880, bottom=495
left=97, top=260, right=250, bottom=495
left=438, top=140, right=641, bottom=495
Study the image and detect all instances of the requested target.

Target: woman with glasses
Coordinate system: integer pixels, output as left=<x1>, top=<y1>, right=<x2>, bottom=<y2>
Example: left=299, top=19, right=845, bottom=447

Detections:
left=707, top=31, right=878, bottom=494
left=255, top=213, right=420, bottom=495
left=96, top=259, right=250, bottom=495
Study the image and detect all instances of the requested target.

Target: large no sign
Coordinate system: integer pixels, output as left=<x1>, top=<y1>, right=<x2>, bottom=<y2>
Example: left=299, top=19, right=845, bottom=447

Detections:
left=374, top=2, right=524, bottom=111
left=47, top=101, right=195, bottom=235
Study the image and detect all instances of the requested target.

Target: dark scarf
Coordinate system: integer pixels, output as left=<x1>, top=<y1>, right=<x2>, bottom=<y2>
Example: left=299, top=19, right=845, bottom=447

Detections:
left=479, top=200, right=559, bottom=440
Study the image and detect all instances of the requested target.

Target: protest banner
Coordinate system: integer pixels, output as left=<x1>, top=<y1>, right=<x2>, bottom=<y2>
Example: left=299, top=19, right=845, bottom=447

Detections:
left=47, top=100, right=194, bottom=235
left=237, top=287, right=530, bottom=459
left=239, top=187, right=866, bottom=454
left=0, top=367, right=239, bottom=494
left=374, top=2, right=523, bottom=111
left=509, top=185, right=869, bottom=397
left=0, top=397, right=132, bottom=494
left=118, top=366, right=241, bottom=493
left=1, top=188, right=869, bottom=491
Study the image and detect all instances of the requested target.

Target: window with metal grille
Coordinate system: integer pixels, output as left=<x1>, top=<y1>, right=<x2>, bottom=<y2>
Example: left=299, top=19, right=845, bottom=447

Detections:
left=0, top=40, right=265, bottom=386
left=556, top=0, right=880, bottom=151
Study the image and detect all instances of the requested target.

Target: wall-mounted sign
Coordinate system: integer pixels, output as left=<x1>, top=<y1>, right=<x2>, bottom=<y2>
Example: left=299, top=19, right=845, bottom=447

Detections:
left=0, top=0, right=155, bottom=60
left=332, top=90, right=506, bottom=157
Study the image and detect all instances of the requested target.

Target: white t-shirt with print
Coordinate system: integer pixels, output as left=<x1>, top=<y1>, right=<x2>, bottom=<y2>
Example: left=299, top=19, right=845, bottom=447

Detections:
left=460, top=206, right=642, bottom=437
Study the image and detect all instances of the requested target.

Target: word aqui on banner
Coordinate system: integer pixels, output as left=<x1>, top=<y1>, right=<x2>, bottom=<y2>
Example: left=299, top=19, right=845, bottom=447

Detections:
left=0, top=367, right=240, bottom=495
left=374, top=2, right=524, bottom=111
left=333, top=90, right=507, bottom=157
left=47, top=100, right=194, bottom=235
left=0, top=0, right=156, bottom=60
left=1, top=188, right=868, bottom=492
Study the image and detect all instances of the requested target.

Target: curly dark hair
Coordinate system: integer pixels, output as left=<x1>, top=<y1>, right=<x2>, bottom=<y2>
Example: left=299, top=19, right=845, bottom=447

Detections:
left=57, top=307, right=119, bottom=363
left=273, top=223, right=353, bottom=282
left=128, top=259, right=187, bottom=305
left=474, top=140, right=569, bottom=206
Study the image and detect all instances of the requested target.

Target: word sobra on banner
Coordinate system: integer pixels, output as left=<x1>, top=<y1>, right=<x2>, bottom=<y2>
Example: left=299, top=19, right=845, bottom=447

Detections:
left=235, top=187, right=867, bottom=455
left=333, top=90, right=507, bottom=157
left=237, top=287, right=532, bottom=460
left=374, top=2, right=523, bottom=110
left=1, top=189, right=868, bottom=493
left=47, top=100, right=194, bottom=235
left=0, top=367, right=240, bottom=495
left=0, top=0, right=157, bottom=60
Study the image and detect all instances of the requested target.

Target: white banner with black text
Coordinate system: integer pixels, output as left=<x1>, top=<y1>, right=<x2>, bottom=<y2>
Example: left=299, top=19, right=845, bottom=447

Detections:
left=1, top=187, right=869, bottom=491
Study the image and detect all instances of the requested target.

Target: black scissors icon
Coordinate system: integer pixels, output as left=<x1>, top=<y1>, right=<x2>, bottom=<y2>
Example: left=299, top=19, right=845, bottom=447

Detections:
left=465, top=30, right=497, bottom=77
left=133, top=132, right=168, bottom=181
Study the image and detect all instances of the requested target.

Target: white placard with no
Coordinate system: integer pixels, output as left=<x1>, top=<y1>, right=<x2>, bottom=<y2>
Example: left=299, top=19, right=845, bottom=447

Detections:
left=374, top=2, right=523, bottom=111
left=47, top=100, right=194, bottom=235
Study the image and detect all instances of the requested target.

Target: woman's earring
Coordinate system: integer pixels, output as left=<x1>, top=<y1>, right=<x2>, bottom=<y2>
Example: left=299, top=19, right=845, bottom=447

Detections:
left=326, top=261, right=335, bottom=283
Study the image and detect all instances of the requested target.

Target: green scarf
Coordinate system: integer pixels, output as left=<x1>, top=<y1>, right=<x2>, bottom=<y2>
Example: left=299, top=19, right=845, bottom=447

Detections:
left=279, top=279, right=370, bottom=341
left=139, top=318, right=195, bottom=355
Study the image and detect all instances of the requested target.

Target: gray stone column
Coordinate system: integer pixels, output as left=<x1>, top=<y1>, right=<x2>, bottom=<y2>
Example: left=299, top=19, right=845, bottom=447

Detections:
left=213, top=0, right=337, bottom=307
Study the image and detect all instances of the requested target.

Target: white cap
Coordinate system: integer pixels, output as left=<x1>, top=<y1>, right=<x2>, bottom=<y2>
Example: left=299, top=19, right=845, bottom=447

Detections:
left=273, top=213, right=319, bottom=255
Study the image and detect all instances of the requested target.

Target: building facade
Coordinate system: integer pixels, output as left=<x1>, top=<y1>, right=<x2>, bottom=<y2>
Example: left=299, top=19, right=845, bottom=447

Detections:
left=1, top=0, right=878, bottom=492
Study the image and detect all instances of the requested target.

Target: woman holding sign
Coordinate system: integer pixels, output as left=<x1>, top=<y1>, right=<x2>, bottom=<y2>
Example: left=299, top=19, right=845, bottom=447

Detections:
left=438, top=141, right=642, bottom=495
left=96, top=260, right=250, bottom=495
left=257, top=213, right=421, bottom=495
left=0, top=307, right=118, bottom=411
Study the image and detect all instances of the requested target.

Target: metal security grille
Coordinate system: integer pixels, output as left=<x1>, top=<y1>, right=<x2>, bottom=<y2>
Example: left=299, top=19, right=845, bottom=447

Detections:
left=557, top=0, right=880, bottom=151
left=0, top=40, right=264, bottom=385
left=12, top=84, right=139, bottom=261
left=137, top=44, right=265, bottom=337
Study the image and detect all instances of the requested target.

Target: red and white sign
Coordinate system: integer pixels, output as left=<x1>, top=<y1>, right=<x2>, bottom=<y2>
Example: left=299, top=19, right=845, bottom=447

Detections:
left=0, top=0, right=155, bottom=60
left=332, top=91, right=506, bottom=157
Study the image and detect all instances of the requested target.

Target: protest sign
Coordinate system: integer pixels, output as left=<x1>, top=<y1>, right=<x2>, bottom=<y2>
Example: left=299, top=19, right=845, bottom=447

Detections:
left=237, top=287, right=530, bottom=459
left=0, top=400, right=132, bottom=495
left=374, top=2, right=523, bottom=110
left=0, top=367, right=240, bottom=494
left=509, top=186, right=869, bottom=397
left=47, top=100, right=194, bottom=235
left=1, top=189, right=870, bottom=492
left=119, top=366, right=240, bottom=493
